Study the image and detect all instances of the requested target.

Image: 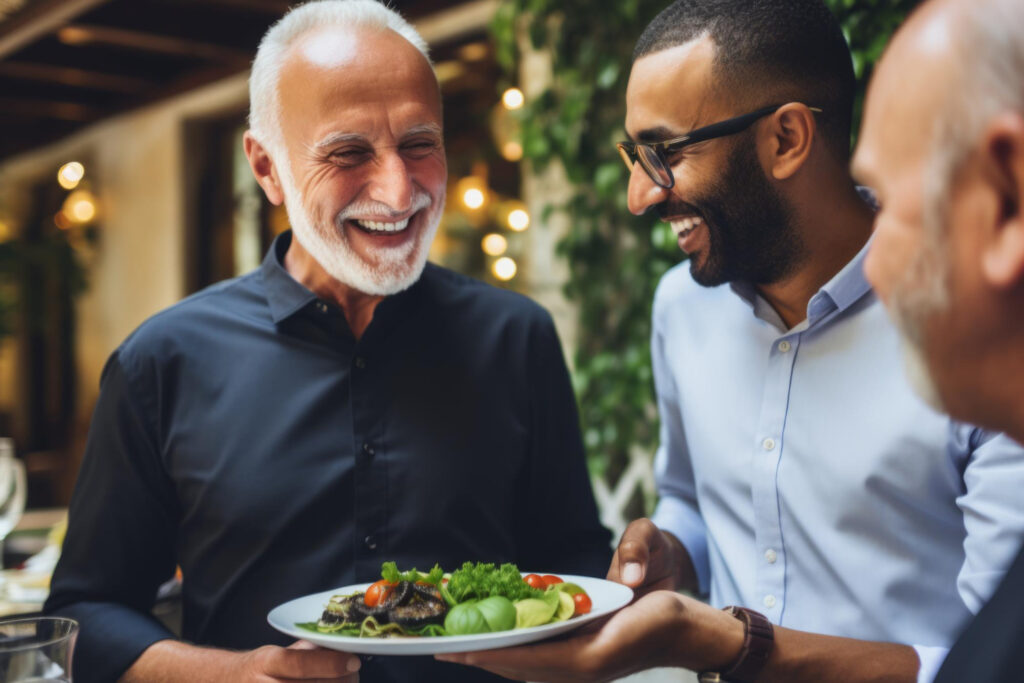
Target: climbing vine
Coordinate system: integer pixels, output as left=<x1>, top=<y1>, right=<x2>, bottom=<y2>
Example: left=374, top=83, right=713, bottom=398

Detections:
left=491, top=1, right=920, bottom=511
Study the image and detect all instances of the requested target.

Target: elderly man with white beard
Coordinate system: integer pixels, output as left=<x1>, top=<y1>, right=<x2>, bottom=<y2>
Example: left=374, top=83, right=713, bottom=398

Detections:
left=43, top=2, right=611, bottom=682
left=854, top=0, right=1024, bottom=679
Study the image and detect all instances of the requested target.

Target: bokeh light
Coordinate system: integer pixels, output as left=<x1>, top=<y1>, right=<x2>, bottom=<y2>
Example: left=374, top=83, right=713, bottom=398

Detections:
left=481, top=233, right=508, bottom=256
left=493, top=256, right=517, bottom=281
left=57, top=161, right=85, bottom=190
left=63, top=189, right=97, bottom=224
left=502, top=88, right=524, bottom=110
left=501, top=141, right=523, bottom=162
left=507, top=209, right=530, bottom=232
left=463, top=188, right=485, bottom=210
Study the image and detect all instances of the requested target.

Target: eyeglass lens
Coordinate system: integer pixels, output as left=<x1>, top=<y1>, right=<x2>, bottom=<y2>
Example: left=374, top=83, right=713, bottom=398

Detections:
left=617, top=143, right=673, bottom=189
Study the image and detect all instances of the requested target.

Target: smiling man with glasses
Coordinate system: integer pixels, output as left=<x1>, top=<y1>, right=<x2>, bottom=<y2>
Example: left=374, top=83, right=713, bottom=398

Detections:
left=440, top=1, right=1024, bottom=682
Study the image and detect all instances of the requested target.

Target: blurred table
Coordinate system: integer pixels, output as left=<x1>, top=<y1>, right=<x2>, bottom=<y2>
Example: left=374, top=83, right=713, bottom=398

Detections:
left=0, top=508, right=66, bottom=617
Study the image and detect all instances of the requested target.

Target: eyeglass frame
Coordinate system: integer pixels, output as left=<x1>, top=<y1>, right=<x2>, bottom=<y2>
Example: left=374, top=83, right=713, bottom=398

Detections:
left=616, top=103, right=824, bottom=190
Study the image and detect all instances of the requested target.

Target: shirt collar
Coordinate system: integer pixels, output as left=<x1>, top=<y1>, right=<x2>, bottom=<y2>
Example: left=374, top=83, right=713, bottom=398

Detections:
left=728, top=187, right=878, bottom=329
left=259, top=230, right=429, bottom=330
left=810, top=234, right=874, bottom=322
left=260, top=231, right=318, bottom=323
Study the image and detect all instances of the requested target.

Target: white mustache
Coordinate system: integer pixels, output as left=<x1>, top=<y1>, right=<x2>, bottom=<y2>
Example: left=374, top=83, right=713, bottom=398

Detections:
left=336, top=192, right=432, bottom=223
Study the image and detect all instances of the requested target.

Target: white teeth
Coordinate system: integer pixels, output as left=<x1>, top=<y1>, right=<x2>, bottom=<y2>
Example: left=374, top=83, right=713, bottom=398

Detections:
left=355, top=217, right=410, bottom=233
left=670, top=216, right=703, bottom=237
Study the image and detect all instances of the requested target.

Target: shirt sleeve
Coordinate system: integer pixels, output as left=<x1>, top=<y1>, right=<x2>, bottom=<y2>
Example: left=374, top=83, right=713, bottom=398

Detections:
left=44, top=350, right=180, bottom=683
left=514, top=310, right=612, bottom=577
left=647, top=294, right=710, bottom=595
left=952, top=425, right=1024, bottom=613
left=914, top=645, right=949, bottom=683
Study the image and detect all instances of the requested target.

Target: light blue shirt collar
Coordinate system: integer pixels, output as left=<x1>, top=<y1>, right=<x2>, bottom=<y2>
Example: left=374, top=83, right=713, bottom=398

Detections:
left=728, top=236, right=874, bottom=332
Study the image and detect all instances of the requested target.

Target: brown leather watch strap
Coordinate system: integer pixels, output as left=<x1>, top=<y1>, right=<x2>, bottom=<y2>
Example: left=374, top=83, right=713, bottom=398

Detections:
left=697, top=606, right=775, bottom=683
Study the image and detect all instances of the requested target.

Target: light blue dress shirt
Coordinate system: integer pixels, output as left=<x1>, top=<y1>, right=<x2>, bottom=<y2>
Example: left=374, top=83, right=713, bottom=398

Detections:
left=649, top=241, right=1024, bottom=682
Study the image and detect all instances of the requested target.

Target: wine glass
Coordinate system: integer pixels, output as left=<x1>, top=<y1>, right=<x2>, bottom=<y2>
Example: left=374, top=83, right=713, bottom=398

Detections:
left=0, top=616, right=78, bottom=682
left=0, top=438, right=27, bottom=568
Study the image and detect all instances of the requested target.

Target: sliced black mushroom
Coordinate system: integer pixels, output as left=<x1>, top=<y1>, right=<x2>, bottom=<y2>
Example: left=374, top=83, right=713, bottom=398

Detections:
left=379, top=581, right=413, bottom=610
left=319, top=594, right=364, bottom=627
left=388, top=596, right=447, bottom=629
left=411, top=582, right=443, bottom=602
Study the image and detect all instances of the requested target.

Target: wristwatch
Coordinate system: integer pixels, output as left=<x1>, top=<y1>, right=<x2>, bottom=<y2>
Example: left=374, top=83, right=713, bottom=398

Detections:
left=697, top=606, right=775, bottom=683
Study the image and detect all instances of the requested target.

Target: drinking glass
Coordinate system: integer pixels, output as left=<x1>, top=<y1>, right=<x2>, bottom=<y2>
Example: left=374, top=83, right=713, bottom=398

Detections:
left=0, top=438, right=27, bottom=567
left=0, top=616, right=78, bottom=682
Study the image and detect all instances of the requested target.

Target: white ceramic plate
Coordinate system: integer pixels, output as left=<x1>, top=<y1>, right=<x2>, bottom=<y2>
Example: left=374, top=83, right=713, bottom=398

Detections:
left=267, top=574, right=633, bottom=655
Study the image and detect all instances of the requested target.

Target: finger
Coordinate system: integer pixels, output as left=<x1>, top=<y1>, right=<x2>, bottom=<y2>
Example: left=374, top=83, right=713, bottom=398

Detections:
left=287, top=640, right=319, bottom=650
left=610, top=519, right=661, bottom=587
left=259, top=647, right=361, bottom=678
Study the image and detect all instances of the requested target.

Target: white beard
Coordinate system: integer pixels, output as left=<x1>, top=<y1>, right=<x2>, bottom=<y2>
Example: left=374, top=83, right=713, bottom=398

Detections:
left=277, top=157, right=443, bottom=296
left=885, top=193, right=951, bottom=414
left=899, top=334, right=946, bottom=413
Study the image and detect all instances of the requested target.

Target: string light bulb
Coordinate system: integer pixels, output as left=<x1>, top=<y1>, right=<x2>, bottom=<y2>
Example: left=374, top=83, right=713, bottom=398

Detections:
left=63, top=189, right=97, bottom=224
left=501, top=141, right=523, bottom=161
left=463, top=188, right=485, bottom=210
left=507, top=209, right=530, bottom=232
left=481, top=233, right=508, bottom=256
left=502, top=88, right=524, bottom=110
left=493, top=256, right=517, bottom=281
left=58, top=161, right=85, bottom=190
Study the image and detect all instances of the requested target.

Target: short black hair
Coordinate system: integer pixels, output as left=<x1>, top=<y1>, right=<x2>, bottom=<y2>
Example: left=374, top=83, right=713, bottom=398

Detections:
left=634, top=0, right=856, bottom=159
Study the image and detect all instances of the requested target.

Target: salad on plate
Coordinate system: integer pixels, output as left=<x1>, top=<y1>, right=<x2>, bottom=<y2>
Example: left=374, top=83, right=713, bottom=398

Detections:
left=299, top=561, right=594, bottom=639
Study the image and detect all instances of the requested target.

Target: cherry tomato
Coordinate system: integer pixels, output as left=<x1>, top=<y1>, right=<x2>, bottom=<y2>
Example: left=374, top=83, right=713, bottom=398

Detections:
left=524, top=574, right=546, bottom=590
left=573, top=592, right=592, bottom=615
left=364, top=579, right=396, bottom=607
left=541, top=574, right=564, bottom=586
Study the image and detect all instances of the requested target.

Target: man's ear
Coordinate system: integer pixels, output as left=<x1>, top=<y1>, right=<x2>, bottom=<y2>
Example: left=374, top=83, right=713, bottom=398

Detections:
left=980, top=113, right=1024, bottom=290
left=243, top=131, right=285, bottom=206
left=765, top=103, right=817, bottom=181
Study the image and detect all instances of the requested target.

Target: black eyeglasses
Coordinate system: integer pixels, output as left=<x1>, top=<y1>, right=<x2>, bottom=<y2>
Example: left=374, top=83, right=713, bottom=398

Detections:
left=616, top=103, right=823, bottom=190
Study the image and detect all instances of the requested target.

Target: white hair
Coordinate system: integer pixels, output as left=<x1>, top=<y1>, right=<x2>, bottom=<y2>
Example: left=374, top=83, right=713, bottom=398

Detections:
left=902, top=0, right=1024, bottom=319
left=929, top=0, right=1024, bottom=224
left=248, top=0, right=431, bottom=157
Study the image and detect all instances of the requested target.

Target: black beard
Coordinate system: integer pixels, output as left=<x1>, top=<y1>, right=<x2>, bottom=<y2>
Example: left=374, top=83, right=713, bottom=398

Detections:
left=659, top=134, right=805, bottom=287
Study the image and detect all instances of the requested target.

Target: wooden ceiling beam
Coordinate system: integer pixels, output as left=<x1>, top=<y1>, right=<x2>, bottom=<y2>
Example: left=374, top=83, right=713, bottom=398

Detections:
left=0, top=96, right=105, bottom=121
left=0, top=61, right=154, bottom=93
left=190, top=0, right=292, bottom=15
left=57, top=24, right=252, bottom=65
left=0, top=0, right=110, bottom=60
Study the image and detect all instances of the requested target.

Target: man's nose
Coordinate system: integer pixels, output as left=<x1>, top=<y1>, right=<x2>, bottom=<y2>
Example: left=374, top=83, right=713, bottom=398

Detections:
left=626, top=162, right=671, bottom=216
left=367, top=151, right=414, bottom=212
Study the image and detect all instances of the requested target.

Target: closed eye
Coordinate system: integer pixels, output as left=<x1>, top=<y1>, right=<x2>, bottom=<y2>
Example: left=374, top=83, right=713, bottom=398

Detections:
left=401, top=139, right=441, bottom=158
left=330, top=148, right=373, bottom=166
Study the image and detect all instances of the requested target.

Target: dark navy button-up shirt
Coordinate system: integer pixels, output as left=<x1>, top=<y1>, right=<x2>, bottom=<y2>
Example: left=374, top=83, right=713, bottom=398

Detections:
left=46, top=232, right=611, bottom=683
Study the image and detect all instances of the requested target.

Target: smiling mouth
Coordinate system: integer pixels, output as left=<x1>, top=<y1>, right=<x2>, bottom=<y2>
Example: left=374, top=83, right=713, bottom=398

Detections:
left=350, top=215, right=414, bottom=235
left=670, top=216, right=703, bottom=239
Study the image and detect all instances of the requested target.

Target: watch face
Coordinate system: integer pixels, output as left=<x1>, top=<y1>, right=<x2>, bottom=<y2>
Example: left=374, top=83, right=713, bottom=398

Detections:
left=697, top=674, right=725, bottom=683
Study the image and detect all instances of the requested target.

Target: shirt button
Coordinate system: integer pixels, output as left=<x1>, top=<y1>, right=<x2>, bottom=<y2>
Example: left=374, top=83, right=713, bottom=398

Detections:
left=763, top=594, right=777, bottom=608
left=316, top=301, right=328, bottom=313
left=362, top=442, right=375, bottom=456
left=762, top=437, right=776, bottom=451
left=364, top=535, right=377, bottom=550
left=764, top=548, right=778, bottom=564
left=778, top=340, right=791, bottom=353
left=355, top=356, right=366, bottom=369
